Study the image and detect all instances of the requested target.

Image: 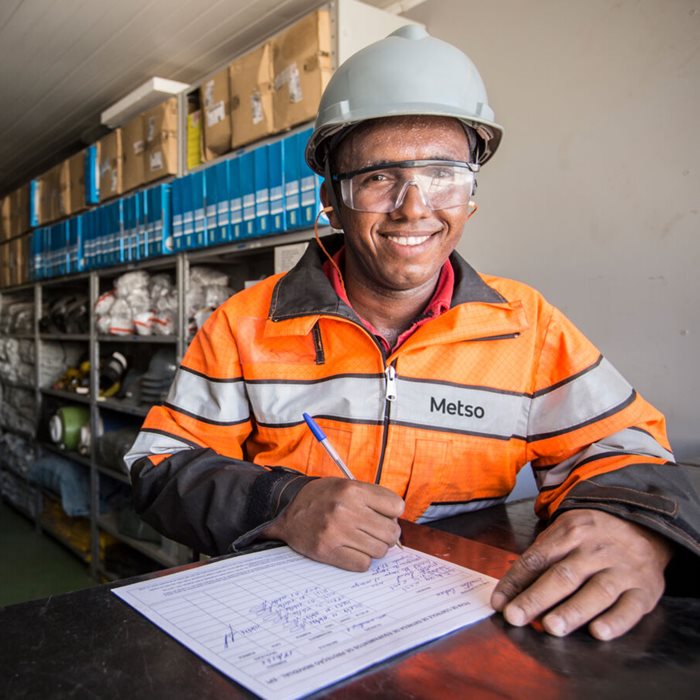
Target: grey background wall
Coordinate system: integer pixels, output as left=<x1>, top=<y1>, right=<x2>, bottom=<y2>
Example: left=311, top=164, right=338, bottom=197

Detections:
left=405, top=0, right=699, bottom=460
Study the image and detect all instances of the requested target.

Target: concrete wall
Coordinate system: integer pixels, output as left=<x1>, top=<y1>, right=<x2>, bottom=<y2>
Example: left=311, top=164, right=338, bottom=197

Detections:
left=406, top=0, right=700, bottom=459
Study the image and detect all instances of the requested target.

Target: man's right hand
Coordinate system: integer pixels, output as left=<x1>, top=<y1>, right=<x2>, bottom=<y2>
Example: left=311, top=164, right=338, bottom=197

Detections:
left=261, top=477, right=405, bottom=571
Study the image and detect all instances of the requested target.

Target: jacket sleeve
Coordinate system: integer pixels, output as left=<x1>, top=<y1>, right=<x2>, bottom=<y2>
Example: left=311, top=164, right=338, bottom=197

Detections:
left=129, top=450, right=313, bottom=555
left=525, top=305, right=700, bottom=559
left=123, top=304, right=315, bottom=555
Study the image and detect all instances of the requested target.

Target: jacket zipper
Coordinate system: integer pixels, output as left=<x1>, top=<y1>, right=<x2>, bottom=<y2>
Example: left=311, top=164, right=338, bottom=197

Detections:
left=374, top=362, right=397, bottom=484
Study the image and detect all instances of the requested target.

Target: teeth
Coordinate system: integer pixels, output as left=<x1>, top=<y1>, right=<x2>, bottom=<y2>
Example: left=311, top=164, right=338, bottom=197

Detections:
left=390, top=235, right=431, bottom=247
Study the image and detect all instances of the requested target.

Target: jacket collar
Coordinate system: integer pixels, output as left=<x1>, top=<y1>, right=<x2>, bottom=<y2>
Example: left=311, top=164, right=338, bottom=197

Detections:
left=269, top=233, right=506, bottom=322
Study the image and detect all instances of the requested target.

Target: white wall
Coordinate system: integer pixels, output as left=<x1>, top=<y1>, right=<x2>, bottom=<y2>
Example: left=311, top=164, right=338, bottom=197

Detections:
left=406, top=0, right=700, bottom=459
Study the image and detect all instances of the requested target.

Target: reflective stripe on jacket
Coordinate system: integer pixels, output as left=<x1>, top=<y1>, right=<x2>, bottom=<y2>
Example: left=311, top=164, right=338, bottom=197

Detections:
left=126, top=235, right=699, bottom=557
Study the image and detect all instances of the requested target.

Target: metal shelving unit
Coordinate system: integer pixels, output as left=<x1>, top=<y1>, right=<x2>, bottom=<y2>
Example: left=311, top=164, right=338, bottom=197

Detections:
left=0, top=0, right=414, bottom=582
left=41, top=387, right=91, bottom=404
left=97, top=335, right=177, bottom=344
left=97, top=512, right=184, bottom=569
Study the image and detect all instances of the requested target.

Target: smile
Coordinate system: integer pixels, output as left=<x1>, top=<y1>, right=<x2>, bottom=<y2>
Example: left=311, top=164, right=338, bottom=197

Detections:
left=384, top=234, right=433, bottom=247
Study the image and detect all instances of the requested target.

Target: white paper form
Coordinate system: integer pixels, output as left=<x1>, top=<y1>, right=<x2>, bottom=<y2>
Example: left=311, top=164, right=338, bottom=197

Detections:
left=112, top=546, right=497, bottom=700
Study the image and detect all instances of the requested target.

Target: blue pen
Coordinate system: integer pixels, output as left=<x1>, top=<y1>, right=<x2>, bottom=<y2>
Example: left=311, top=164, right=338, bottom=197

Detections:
left=302, top=412, right=403, bottom=548
left=302, top=412, right=356, bottom=480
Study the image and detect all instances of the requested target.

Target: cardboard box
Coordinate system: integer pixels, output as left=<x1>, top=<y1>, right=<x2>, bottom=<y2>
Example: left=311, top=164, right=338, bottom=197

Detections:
left=10, top=234, right=30, bottom=286
left=272, top=10, right=332, bottom=133
left=144, top=97, right=179, bottom=183
left=98, top=129, right=124, bottom=201
left=201, top=68, right=232, bottom=161
left=37, top=164, right=69, bottom=225
left=0, top=240, right=10, bottom=287
left=10, top=184, right=31, bottom=236
left=122, top=115, right=146, bottom=193
left=36, top=169, right=53, bottom=225
left=0, top=196, right=10, bottom=240
left=229, top=42, right=275, bottom=149
left=68, top=150, right=87, bottom=214
left=187, top=109, right=204, bottom=170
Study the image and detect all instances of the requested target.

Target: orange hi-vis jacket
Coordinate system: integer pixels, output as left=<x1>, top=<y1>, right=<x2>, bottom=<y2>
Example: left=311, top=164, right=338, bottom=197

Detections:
left=126, top=235, right=700, bottom=558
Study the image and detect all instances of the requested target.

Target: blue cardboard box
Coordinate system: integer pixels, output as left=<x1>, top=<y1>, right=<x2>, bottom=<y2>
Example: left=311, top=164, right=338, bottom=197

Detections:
left=67, top=216, right=83, bottom=274
left=203, top=162, right=231, bottom=247
left=267, top=140, right=285, bottom=234
left=82, top=210, right=93, bottom=270
left=145, top=184, right=172, bottom=258
left=204, top=164, right=218, bottom=245
left=253, top=146, right=270, bottom=236
left=30, top=228, right=43, bottom=279
left=122, top=193, right=136, bottom=263
left=192, top=171, right=207, bottom=249
left=97, top=203, right=109, bottom=268
left=87, top=208, right=98, bottom=271
left=85, top=144, right=99, bottom=205
left=228, top=157, right=243, bottom=240
left=239, top=151, right=256, bottom=239
left=181, top=174, right=195, bottom=250
left=44, top=226, right=54, bottom=277
left=297, top=128, right=327, bottom=228
left=29, top=180, right=40, bottom=228
left=102, top=199, right=124, bottom=267
left=172, top=177, right=185, bottom=251
left=215, top=161, right=231, bottom=245
left=48, top=221, right=69, bottom=277
left=282, top=133, right=302, bottom=230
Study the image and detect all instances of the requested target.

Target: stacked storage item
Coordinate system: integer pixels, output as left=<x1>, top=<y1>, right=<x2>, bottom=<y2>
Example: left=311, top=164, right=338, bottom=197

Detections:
left=32, top=183, right=173, bottom=277
left=172, top=127, right=326, bottom=253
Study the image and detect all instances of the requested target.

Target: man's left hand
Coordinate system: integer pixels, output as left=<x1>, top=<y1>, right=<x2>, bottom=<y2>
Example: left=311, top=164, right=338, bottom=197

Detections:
left=490, top=509, right=673, bottom=640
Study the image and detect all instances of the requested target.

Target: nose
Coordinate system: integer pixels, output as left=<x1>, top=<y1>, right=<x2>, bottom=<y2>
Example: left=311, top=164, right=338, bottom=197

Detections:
left=391, top=180, right=431, bottom=219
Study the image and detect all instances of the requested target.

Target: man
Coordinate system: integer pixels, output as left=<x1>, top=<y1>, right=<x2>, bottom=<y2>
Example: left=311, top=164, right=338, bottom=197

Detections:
left=125, top=26, right=699, bottom=641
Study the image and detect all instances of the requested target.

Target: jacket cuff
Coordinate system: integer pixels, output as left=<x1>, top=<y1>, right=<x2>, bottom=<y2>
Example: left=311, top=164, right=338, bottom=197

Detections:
left=230, top=468, right=317, bottom=552
left=555, top=465, right=700, bottom=560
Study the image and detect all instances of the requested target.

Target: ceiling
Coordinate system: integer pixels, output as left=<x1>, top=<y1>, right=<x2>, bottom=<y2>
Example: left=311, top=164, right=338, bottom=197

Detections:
left=0, top=0, right=412, bottom=198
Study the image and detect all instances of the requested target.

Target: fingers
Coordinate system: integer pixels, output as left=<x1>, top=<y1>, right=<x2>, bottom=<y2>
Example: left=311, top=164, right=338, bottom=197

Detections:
left=264, top=477, right=405, bottom=571
left=536, top=565, right=622, bottom=636
left=491, top=521, right=584, bottom=613
left=588, top=588, right=657, bottom=640
left=491, top=509, right=670, bottom=639
left=319, top=528, right=398, bottom=572
left=363, top=483, right=406, bottom=519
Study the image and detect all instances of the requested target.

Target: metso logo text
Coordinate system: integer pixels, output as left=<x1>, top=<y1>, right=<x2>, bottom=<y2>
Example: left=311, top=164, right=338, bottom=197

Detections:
left=430, top=397, right=485, bottom=419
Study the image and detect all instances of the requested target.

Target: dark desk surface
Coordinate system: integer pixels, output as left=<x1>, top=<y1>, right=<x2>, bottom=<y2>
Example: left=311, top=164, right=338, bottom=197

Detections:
left=1, top=500, right=698, bottom=700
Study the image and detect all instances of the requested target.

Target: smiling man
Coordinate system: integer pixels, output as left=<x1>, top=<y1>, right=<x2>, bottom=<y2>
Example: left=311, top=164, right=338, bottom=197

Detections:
left=126, top=26, right=699, bottom=641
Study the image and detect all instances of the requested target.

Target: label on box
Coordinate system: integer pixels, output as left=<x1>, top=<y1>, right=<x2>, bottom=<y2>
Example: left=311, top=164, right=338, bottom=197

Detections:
left=206, top=101, right=226, bottom=128
left=230, top=197, right=242, bottom=224
left=150, top=151, right=163, bottom=172
left=275, top=63, right=303, bottom=104
left=243, top=194, right=255, bottom=221
left=147, top=117, right=156, bottom=143
left=251, top=91, right=263, bottom=125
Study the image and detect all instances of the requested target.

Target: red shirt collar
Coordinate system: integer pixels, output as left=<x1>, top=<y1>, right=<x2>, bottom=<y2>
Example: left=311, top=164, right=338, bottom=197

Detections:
left=322, top=246, right=454, bottom=352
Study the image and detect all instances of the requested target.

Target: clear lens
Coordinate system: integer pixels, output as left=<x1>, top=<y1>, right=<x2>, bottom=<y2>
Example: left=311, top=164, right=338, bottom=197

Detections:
left=338, top=161, right=476, bottom=213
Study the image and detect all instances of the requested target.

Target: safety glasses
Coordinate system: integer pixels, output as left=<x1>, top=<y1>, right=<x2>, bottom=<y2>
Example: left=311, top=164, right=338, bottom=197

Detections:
left=332, top=160, right=478, bottom=213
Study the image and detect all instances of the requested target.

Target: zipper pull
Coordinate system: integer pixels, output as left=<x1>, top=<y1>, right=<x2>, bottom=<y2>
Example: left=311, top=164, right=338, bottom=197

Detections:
left=385, top=365, right=397, bottom=402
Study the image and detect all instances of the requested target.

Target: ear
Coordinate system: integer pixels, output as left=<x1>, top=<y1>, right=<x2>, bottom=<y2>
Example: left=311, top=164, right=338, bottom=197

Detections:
left=320, top=181, right=343, bottom=230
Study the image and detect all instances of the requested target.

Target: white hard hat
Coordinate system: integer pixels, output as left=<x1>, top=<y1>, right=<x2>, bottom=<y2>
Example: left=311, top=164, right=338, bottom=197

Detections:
left=306, top=24, right=503, bottom=174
